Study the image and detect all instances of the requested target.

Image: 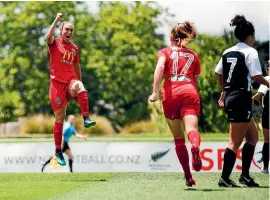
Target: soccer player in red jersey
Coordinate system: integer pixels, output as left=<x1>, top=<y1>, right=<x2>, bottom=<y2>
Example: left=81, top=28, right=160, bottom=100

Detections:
left=47, top=13, right=96, bottom=166
left=149, top=22, right=202, bottom=187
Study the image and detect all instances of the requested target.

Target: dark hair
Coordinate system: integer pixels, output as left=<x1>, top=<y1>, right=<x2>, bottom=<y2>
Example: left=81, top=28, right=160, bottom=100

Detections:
left=171, top=21, right=196, bottom=46
left=230, top=15, right=255, bottom=42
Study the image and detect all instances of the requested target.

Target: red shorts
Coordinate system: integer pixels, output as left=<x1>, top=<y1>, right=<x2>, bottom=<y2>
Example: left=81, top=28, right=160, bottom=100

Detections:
left=49, top=79, right=78, bottom=112
left=162, top=92, right=200, bottom=120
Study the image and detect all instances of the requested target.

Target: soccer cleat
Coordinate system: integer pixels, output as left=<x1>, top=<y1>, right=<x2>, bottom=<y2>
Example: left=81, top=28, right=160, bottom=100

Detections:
left=218, top=178, right=239, bottom=187
left=191, top=145, right=202, bottom=171
left=261, top=167, right=269, bottom=174
left=55, top=151, right=66, bottom=166
left=186, top=177, right=196, bottom=187
left=239, top=175, right=260, bottom=187
left=84, top=116, right=96, bottom=128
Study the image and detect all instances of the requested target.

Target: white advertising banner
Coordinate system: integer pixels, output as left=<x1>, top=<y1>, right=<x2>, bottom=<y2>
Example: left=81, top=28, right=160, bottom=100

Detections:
left=0, top=142, right=264, bottom=173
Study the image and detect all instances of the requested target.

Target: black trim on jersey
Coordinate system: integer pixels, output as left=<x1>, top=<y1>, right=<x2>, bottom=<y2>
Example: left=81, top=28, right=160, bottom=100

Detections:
left=222, top=51, right=249, bottom=91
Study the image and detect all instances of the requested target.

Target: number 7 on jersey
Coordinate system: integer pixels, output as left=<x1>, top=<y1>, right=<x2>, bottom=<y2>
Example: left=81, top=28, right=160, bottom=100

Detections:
left=227, top=58, right=238, bottom=83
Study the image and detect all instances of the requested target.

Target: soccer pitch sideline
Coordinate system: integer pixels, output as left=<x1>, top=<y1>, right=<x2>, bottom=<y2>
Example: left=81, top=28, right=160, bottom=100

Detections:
left=0, top=172, right=268, bottom=200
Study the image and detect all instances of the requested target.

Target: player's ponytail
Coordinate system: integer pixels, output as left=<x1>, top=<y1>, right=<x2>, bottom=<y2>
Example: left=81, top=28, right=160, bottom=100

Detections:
left=171, top=21, right=196, bottom=46
left=230, top=15, right=255, bottom=42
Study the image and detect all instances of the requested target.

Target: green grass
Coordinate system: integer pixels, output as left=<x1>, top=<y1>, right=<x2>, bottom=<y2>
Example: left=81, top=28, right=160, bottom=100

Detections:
left=0, top=173, right=268, bottom=200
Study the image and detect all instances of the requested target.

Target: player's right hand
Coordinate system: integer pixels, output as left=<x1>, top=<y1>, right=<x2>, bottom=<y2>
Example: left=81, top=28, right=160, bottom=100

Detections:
left=56, top=13, right=63, bottom=21
left=149, top=92, right=159, bottom=102
left=218, top=91, right=226, bottom=107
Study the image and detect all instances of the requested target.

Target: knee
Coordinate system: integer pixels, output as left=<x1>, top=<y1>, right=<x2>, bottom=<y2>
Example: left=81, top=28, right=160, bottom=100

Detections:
left=55, top=113, right=65, bottom=124
left=246, top=136, right=258, bottom=146
left=71, top=81, right=86, bottom=95
left=228, top=141, right=241, bottom=153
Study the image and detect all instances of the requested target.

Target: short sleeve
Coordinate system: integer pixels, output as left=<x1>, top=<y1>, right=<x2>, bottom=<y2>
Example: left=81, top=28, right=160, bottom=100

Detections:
left=72, top=126, right=77, bottom=135
left=48, top=39, right=56, bottom=54
left=157, top=49, right=166, bottom=60
left=246, top=50, right=262, bottom=77
left=215, top=58, right=223, bottom=75
left=194, top=55, right=201, bottom=75
left=74, top=48, right=80, bottom=65
left=258, top=84, right=269, bottom=95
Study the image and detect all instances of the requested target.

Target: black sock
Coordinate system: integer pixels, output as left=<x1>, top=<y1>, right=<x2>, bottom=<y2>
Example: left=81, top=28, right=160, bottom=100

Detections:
left=262, top=143, right=269, bottom=169
left=242, top=143, right=255, bottom=177
left=221, top=148, right=236, bottom=180
left=69, top=159, right=73, bottom=172
left=42, top=157, right=52, bottom=172
left=44, top=157, right=52, bottom=165
left=55, top=149, right=62, bottom=154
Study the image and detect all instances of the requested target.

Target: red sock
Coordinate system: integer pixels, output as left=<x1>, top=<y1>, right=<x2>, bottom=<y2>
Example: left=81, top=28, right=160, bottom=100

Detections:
left=188, top=130, right=201, bottom=147
left=174, top=138, right=192, bottom=178
left=77, top=91, right=89, bottom=117
left=54, top=122, right=63, bottom=151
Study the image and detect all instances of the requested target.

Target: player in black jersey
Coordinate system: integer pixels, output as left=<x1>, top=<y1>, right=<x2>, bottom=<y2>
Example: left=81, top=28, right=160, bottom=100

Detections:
left=215, top=15, right=269, bottom=187
left=253, top=61, right=270, bottom=174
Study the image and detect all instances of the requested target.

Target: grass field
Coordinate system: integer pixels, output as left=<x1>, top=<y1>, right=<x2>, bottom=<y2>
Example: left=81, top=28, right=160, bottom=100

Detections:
left=0, top=172, right=268, bottom=200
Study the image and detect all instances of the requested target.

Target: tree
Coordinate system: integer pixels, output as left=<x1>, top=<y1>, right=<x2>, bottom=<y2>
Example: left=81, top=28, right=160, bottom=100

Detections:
left=83, top=2, right=166, bottom=129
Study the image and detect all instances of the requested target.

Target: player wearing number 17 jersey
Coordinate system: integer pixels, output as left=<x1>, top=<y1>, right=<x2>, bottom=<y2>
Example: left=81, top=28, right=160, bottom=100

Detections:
left=215, top=15, right=269, bottom=187
left=149, top=22, right=202, bottom=187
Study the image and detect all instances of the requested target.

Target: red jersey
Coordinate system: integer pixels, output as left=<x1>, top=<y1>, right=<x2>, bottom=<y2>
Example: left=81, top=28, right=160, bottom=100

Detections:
left=158, top=47, right=201, bottom=99
left=48, top=38, right=80, bottom=83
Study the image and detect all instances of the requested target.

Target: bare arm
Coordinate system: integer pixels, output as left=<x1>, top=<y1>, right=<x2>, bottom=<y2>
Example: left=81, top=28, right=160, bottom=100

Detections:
left=252, top=75, right=269, bottom=88
left=47, top=13, right=63, bottom=44
left=252, top=92, right=264, bottom=101
left=74, top=63, right=82, bottom=81
left=75, top=133, right=87, bottom=140
left=215, top=72, right=226, bottom=107
left=149, top=56, right=166, bottom=102
left=215, top=73, right=224, bottom=91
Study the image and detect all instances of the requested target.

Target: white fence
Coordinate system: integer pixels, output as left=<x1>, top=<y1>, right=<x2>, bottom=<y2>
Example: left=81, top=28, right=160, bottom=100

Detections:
left=0, top=142, right=264, bottom=173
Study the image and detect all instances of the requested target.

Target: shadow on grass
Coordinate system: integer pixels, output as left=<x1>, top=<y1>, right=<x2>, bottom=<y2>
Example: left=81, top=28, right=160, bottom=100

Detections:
left=62, top=179, right=107, bottom=182
left=184, top=188, right=226, bottom=192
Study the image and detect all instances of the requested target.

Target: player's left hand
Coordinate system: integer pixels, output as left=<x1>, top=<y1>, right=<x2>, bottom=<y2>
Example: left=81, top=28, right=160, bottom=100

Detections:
left=149, top=92, right=159, bottom=102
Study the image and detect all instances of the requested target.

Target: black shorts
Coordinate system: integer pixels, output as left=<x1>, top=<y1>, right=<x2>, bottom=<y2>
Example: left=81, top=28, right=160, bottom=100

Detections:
left=224, top=90, right=252, bottom=123
left=62, top=142, right=70, bottom=152
left=262, top=110, right=269, bottom=129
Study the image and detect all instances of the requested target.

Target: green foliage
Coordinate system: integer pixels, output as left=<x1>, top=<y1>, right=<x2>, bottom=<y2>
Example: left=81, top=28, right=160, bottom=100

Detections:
left=0, top=1, right=165, bottom=129
left=0, top=2, right=268, bottom=133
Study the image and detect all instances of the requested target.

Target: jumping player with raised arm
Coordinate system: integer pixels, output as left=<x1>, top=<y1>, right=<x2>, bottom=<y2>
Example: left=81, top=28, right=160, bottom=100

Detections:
left=47, top=13, right=96, bottom=166
left=215, top=15, right=269, bottom=187
left=149, top=22, right=202, bottom=187
left=253, top=61, right=270, bottom=174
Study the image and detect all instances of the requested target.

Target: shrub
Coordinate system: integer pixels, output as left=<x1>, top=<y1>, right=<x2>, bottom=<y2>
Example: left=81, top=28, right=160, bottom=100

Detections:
left=22, top=114, right=54, bottom=134
left=120, top=120, right=155, bottom=134
left=21, top=114, right=115, bottom=135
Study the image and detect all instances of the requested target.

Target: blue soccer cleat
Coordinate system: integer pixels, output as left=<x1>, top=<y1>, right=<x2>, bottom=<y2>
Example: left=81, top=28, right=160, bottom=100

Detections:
left=84, top=116, right=96, bottom=128
left=55, top=151, right=66, bottom=166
